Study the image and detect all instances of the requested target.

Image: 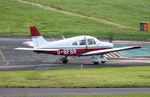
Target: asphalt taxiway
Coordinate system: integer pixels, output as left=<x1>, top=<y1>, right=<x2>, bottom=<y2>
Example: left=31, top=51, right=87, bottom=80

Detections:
left=0, top=37, right=150, bottom=71
left=0, top=88, right=150, bottom=96
left=0, top=37, right=150, bottom=96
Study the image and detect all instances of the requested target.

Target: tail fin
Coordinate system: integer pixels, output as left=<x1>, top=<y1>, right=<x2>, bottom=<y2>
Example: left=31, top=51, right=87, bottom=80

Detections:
left=29, top=26, right=48, bottom=48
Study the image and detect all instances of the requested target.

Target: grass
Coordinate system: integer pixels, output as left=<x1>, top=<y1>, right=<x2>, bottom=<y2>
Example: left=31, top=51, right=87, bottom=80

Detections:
left=0, top=66, right=150, bottom=88
left=0, top=0, right=150, bottom=40
left=0, top=0, right=115, bottom=36
left=26, top=0, right=150, bottom=28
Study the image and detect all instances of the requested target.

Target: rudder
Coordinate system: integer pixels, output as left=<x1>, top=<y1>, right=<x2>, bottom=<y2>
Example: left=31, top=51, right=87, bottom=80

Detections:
left=29, top=26, right=47, bottom=48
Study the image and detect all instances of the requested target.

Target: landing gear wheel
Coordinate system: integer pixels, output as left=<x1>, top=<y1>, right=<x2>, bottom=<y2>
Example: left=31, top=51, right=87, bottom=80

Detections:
left=101, top=61, right=106, bottom=64
left=100, top=55, right=107, bottom=64
left=93, top=62, right=99, bottom=65
left=62, top=59, right=68, bottom=64
left=60, top=56, right=69, bottom=64
left=90, top=55, right=107, bottom=65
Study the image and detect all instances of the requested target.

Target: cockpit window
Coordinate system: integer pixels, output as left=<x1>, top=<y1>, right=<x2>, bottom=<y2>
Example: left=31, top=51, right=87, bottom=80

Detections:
left=87, top=38, right=96, bottom=45
left=79, top=39, right=86, bottom=45
left=72, top=41, right=78, bottom=45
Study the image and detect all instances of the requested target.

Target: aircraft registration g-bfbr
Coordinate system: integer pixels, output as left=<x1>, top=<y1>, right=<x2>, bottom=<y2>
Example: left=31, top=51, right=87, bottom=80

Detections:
left=15, top=26, right=141, bottom=64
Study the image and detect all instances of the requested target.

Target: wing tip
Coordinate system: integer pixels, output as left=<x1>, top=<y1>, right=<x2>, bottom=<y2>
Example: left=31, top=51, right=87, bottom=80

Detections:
left=133, top=46, right=142, bottom=49
left=14, top=48, right=33, bottom=51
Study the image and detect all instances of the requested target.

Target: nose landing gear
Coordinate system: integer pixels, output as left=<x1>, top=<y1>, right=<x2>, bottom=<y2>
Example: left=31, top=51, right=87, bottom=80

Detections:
left=91, top=55, right=107, bottom=64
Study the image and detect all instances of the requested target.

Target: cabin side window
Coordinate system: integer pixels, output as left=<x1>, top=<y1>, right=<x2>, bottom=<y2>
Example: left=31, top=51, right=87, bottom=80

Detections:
left=79, top=39, right=86, bottom=45
left=87, top=38, right=96, bottom=45
left=72, top=41, right=78, bottom=45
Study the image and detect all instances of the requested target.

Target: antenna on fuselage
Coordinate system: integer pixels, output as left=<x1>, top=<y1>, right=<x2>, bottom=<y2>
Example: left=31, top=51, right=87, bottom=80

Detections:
left=61, top=35, right=65, bottom=39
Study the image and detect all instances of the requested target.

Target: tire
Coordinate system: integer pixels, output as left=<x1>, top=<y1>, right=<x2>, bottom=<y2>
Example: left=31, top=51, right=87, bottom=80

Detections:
left=101, top=61, right=106, bottom=64
left=62, top=58, right=68, bottom=64
left=60, top=57, right=68, bottom=64
left=93, top=62, right=99, bottom=65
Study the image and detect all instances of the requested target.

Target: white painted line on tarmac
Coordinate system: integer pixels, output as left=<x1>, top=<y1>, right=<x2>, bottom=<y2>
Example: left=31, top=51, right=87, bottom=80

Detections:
left=0, top=50, right=9, bottom=65
left=0, top=50, right=5, bottom=61
left=0, top=64, right=62, bottom=69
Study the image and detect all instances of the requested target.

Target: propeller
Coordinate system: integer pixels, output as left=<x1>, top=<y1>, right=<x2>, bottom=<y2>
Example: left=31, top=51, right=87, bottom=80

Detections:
left=109, top=37, right=113, bottom=43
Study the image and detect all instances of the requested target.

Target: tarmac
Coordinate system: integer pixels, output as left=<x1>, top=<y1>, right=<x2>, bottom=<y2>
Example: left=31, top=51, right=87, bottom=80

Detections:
left=0, top=37, right=150, bottom=96
left=0, top=37, right=150, bottom=71
left=0, top=88, right=150, bottom=96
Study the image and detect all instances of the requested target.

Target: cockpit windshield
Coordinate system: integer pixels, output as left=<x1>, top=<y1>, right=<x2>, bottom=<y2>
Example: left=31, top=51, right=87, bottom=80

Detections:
left=72, top=37, right=98, bottom=46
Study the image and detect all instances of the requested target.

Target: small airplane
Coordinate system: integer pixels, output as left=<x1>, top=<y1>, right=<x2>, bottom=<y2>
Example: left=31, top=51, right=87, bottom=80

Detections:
left=15, top=26, right=141, bottom=64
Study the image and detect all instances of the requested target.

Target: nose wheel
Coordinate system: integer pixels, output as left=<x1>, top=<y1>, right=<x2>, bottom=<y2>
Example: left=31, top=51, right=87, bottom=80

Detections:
left=93, top=60, right=106, bottom=64
left=60, top=56, right=68, bottom=64
left=101, top=60, right=106, bottom=64
left=93, top=62, right=99, bottom=65
left=91, top=55, right=107, bottom=64
left=100, top=55, right=107, bottom=64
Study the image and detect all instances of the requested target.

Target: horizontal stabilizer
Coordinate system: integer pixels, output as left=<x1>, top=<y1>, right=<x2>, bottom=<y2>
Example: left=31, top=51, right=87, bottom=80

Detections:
left=23, top=41, right=33, bottom=47
left=15, top=48, right=34, bottom=51
left=15, top=48, right=58, bottom=51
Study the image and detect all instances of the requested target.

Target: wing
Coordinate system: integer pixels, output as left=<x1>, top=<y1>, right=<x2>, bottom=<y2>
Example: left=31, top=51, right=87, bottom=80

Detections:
left=15, top=48, right=58, bottom=51
left=80, top=46, right=141, bottom=56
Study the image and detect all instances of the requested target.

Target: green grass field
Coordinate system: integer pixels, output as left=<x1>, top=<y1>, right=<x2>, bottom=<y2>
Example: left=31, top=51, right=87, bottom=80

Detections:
left=0, top=66, right=150, bottom=88
left=26, top=0, right=150, bottom=28
left=0, top=0, right=150, bottom=40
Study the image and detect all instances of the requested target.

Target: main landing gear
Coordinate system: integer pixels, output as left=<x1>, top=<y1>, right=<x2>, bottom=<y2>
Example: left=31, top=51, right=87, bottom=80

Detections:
left=60, top=56, right=69, bottom=64
left=60, top=55, right=107, bottom=64
left=91, top=55, right=107, bottom=64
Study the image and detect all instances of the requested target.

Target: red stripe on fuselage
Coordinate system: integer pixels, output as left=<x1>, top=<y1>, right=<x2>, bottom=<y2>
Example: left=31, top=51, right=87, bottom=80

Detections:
left=34, top=48, right=111, bottom=56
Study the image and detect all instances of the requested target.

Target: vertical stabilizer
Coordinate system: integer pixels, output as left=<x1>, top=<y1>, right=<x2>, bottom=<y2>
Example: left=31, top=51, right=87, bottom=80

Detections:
left=29, top=26, right=47, bottom=48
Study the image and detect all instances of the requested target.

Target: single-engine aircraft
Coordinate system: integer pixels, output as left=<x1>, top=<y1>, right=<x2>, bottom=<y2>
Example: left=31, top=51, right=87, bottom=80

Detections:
left=15, top=26, right=141, bottom=64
